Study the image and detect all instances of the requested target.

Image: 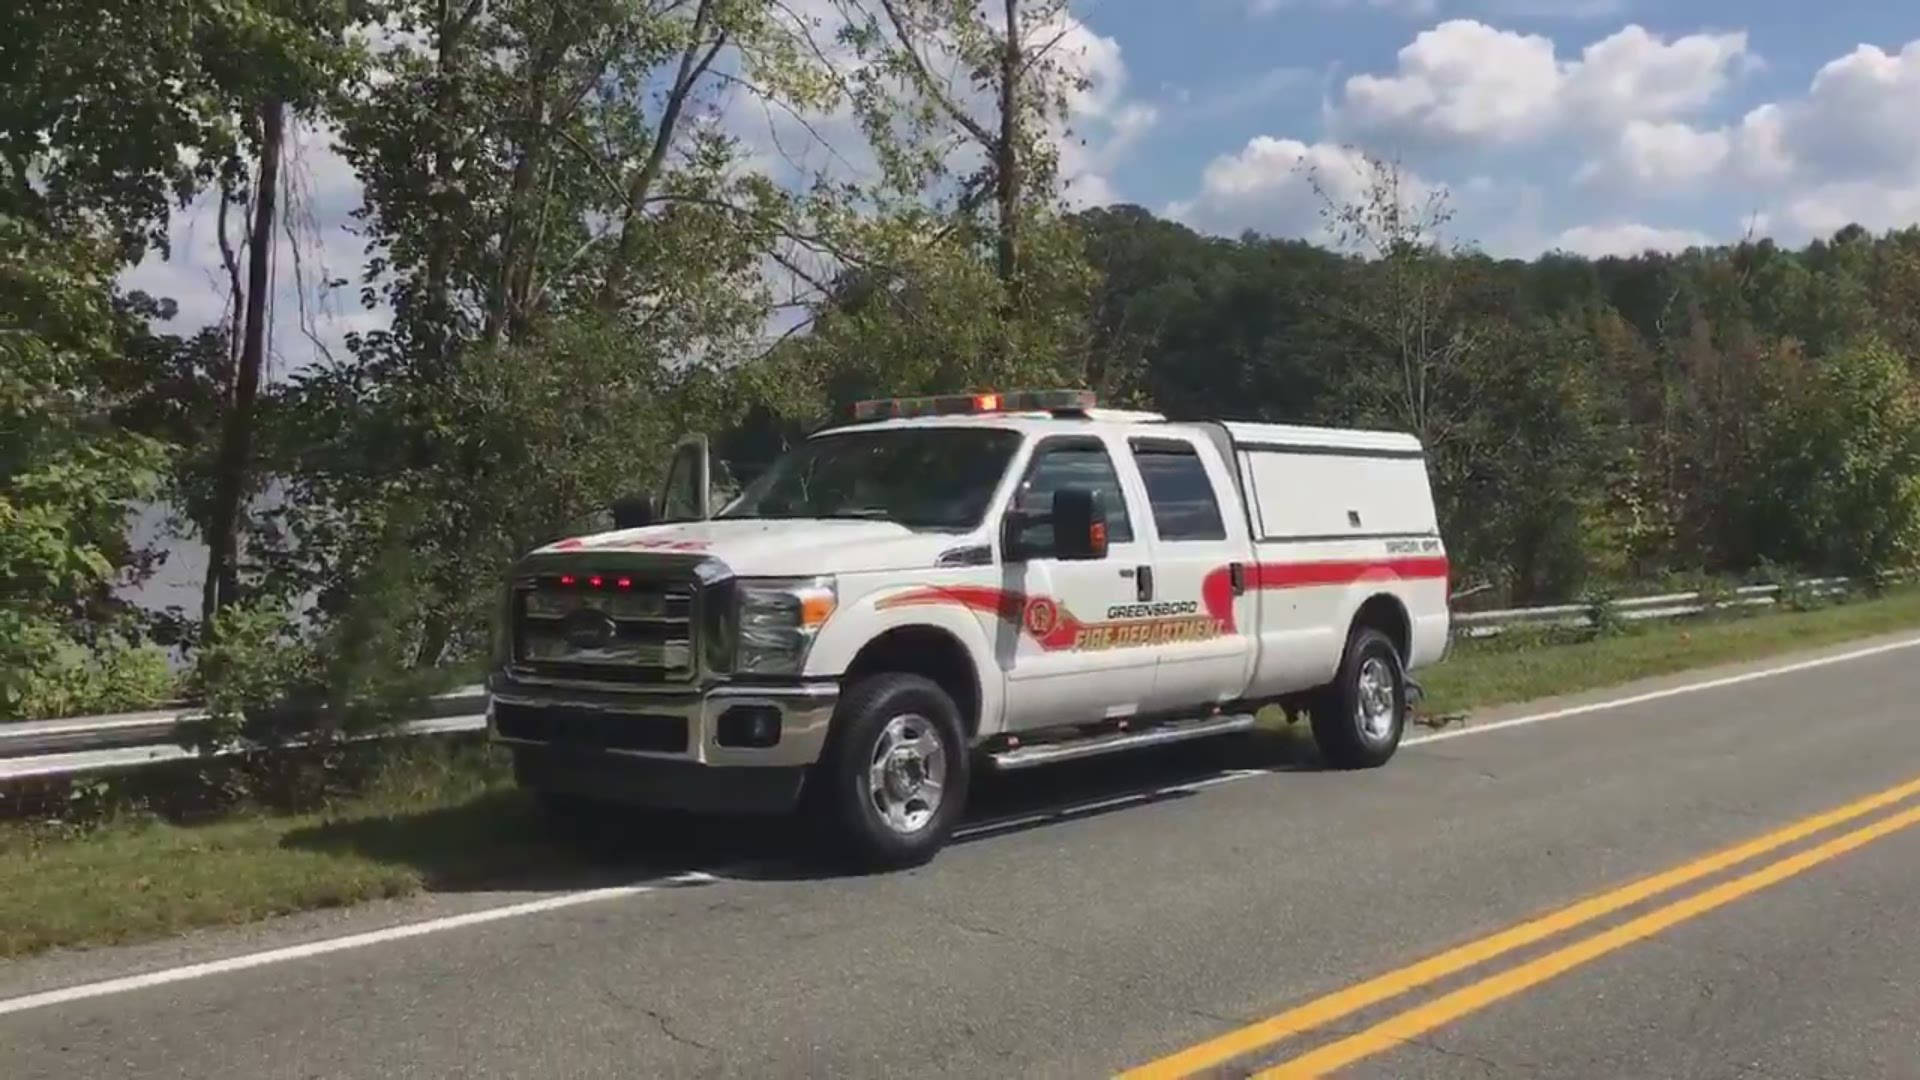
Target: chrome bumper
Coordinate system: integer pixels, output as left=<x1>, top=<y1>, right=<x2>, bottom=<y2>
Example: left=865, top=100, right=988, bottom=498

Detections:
left=486, top=675, right=840, bottom=768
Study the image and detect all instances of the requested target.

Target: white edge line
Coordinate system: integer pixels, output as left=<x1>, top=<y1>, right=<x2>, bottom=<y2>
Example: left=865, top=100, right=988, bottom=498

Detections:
left=0, top=871, right=716, bottom=1019
left=1404, top=635, right=1920, bottom=748
left=8, top=635, right=1919, bottom=1019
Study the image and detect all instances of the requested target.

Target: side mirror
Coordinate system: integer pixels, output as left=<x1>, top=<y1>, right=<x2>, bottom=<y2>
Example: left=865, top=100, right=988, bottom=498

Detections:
left=611, top=493, right=657, bottom=530
left=1051, top=487, right=1109, bottom=561
left=1001, top=487, right=1108, bottom=563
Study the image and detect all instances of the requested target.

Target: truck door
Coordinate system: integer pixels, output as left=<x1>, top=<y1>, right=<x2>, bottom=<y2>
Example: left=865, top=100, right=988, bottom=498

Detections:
left=1124, top=434, right=1258, bottom=714
left=997, top=434, right=1158, bottom=730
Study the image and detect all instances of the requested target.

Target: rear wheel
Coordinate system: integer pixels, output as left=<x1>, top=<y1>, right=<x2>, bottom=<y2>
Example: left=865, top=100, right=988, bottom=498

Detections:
left=817, top=673, right=970, bottom=870
left=1310, top=626, right=1407, bottom=769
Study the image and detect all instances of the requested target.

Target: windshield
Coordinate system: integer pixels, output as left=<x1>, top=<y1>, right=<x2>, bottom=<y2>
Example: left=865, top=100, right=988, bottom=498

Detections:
left=719, top=427, right=1023, bottom=531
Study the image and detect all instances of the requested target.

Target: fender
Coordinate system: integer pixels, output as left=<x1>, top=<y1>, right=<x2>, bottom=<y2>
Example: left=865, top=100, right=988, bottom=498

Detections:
left=804, top=584, right=1008, bottom=736
left=1331, top=569, right=1449, bottom=670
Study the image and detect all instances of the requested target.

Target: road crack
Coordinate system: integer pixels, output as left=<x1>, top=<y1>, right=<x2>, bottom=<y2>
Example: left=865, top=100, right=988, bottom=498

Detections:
left=640, top=1005, right=719, bottom=1055
left=588, top=973, right=718, bottom=1056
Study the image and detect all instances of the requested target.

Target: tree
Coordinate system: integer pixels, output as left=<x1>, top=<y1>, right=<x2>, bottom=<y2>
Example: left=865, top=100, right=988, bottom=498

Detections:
left=1307, top=152, right=1481, bottom=452
left=1750, top=340, right=1920, bottom=574
left=834, top=0, right=1090, bottom=291
left=259, top=0, right=842, bottom=668
left=0, top=217, right=172, bottom=717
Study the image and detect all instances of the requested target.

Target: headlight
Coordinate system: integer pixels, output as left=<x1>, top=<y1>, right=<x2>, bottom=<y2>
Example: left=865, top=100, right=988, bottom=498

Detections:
left=734, top=576, right=837, bottom=675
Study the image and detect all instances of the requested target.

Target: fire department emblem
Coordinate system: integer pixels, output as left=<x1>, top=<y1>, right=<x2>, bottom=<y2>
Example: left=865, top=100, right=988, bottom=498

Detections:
left=1023, top=597, right=1060, bottom=638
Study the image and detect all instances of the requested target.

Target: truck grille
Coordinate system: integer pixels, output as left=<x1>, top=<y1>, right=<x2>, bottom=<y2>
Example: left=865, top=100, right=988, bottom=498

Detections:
left=512, top=574, right=697, bottom=685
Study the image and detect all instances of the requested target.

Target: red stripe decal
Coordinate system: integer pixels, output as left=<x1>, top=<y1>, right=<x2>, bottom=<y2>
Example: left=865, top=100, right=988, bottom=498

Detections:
left=886, top=556, right=1447, bottom=647
left=1201, top=556, right=1449, bottom=629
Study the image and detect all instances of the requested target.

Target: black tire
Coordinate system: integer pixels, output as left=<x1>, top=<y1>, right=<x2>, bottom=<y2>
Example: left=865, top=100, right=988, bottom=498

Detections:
left=1309, top=626, right=1407, bottom=770
left=815, top=673, right=971, bottom=870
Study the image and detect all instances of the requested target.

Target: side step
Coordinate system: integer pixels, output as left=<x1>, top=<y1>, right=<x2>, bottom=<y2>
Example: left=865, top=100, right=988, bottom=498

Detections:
left=986, top=713, right=1259, bottom=771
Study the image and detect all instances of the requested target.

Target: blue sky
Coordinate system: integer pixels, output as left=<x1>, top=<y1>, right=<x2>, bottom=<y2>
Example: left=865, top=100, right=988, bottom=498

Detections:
left=1063, top=0, right=1920, bottom=257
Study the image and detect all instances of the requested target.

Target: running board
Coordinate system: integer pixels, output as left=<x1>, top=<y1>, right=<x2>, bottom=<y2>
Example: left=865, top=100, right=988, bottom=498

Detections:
left=987, top=713, right=1259, bottom=771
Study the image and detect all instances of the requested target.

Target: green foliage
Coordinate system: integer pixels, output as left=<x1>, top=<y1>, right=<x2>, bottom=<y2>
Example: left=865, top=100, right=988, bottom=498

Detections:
left=6, top=627, right=176, bottom=721
left=1581, top=587, right=1625, bottom=637
left=194, top=599, right=319, bottom=742
left=1, top=217, right=173, bottom=719
left=1749, top=340, right=1920, bottom=575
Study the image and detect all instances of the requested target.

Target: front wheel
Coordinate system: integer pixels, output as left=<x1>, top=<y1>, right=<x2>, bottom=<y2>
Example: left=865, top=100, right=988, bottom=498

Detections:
left=1310, top=626, right=1407, bottom=769
left=816, top=673, right=971, bottom=870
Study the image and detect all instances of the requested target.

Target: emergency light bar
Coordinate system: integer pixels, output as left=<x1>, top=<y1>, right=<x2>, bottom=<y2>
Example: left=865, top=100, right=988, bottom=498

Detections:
left=849, top=389, right=1097, bottom=422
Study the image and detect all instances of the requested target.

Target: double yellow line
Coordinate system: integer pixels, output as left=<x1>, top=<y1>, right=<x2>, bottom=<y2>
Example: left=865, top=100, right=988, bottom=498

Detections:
left=1121, top=772, right=1920, bottom=1079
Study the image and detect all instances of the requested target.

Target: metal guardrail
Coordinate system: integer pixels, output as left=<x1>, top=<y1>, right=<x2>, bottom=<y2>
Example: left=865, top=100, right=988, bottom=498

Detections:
left=1452, top=578, right=1855, bottom=638
left=0, top=575, right=1887, bottom=782
left=0, top=688, right=489, bottom=783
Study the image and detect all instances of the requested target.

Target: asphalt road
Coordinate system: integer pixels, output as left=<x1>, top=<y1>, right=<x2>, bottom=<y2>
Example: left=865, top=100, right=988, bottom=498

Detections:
left=6, top=632, right=1920, bottom=1079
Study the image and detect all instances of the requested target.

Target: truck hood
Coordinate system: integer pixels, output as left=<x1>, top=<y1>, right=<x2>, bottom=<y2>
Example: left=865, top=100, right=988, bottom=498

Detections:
left=528, top=518, right=972, bottom=577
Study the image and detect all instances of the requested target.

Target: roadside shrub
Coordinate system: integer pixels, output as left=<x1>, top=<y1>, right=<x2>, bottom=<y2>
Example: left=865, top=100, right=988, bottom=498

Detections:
left=2, top=620, right=177, bottom=720
left=1582, top=587, right=1625, bottom=637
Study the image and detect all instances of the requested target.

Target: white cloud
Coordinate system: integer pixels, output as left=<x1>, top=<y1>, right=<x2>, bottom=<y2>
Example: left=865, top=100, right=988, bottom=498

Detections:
left=1579, top=119, right=1731, bottom=190
left=1754, top=41, right=1920, bottom=184
left=1774, top=181, right=1920, bottom=238
left=1559, top=24, right=1749, bottom=125
left=1567, top=35, right=1920, bottom=240
left=1553, top=221, right=1712, bottom=257
left=1167, top=136, right=1434, bottom=241
left=1331, top=20, right=1749, bottom=149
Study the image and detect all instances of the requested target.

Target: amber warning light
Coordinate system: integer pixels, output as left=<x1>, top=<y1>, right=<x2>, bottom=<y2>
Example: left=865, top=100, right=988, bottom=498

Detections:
left=850, top=389, right=1095, bottom=422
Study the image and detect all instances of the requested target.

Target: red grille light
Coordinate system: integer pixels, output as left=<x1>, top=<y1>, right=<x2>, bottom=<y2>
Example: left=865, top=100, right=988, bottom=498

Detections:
left=850, top=389, right=1095, bottom=423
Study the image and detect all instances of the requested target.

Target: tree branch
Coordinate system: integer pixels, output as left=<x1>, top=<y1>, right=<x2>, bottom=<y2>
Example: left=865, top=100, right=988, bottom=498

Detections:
left=600, top=0, right=728, bottom=308
left=876, top=0, right=996, bottom=149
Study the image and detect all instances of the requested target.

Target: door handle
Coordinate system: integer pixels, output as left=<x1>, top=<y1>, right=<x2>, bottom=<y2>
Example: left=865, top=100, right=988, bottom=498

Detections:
left=1229, top=562, right=1246, bottom=596
left=1136, top=565, right=1154, bottom=602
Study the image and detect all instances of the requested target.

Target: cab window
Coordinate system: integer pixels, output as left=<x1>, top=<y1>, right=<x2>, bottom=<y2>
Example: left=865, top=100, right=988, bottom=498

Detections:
left=1012, top=438, right=1134, bottom=551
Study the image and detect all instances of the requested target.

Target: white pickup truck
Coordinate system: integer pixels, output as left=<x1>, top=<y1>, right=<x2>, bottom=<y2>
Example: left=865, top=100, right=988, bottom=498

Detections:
left=489, top=390, right=1450, bottom=866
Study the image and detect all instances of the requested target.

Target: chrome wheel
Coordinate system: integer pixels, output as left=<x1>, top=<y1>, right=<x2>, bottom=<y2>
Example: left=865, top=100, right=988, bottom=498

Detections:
left=866, top=713, right=947, bottom=835
left=1355, top=655, right=1397, bottom=741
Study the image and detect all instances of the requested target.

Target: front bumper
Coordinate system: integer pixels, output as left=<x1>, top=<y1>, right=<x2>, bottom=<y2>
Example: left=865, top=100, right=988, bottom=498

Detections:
left=487, top=674, right=839, bottom=766
left=486, top=674, right=839, bottom=813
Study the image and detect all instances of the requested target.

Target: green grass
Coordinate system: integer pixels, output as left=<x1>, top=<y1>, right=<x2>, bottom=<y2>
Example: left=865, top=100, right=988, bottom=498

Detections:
left=4, top=585, right=1919, bottom=959
left=0, top=746, right=602, bottom=958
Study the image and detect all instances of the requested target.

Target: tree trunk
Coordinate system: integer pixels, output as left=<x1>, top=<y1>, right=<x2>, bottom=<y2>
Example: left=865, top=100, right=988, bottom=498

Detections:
left=203, top=98, right=285, bottom=632
left=994, top=0, right=1021, bottom=292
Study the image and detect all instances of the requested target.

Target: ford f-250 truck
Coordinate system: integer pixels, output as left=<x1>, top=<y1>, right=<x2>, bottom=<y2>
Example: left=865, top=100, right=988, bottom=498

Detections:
left=489, top=389, right=1450, bottom=867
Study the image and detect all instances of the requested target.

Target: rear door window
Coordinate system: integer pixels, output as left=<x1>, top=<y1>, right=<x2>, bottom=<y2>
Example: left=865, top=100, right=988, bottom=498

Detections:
left=1129, top=439, right=1226, bottom=541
